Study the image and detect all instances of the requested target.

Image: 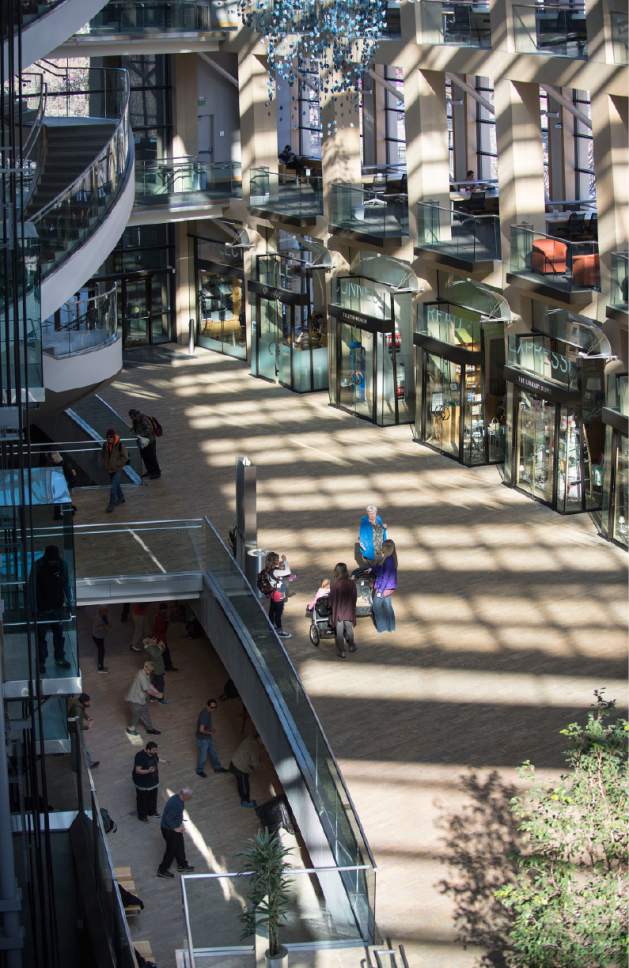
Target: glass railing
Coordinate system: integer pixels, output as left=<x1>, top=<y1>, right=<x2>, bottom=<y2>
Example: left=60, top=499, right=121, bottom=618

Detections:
left=606, top=372, right=628, bottom=416
left=507, top=330, right=579, bottom=389
left=257, top=253, right=309, bottom=294
left=510, top=224, right=600, bottom=293
left=79, top=0, right=239, bottom=34
left=0, top=232, right=43, bottom=405
left=182, top=865, right=375, bottom=959
left=41, top=284, right=118, bottom=358
left=329, top=183, right=409, bottom=239
left=331, top=274, right=394, bottom=322
left=250, top=167, right=323, bottom=220
left=416, top=201, right=500, bottom=262
left=135, top=158, right=241, bottom=206
left=30, top=67, right=132, bottom=280
left=421, top=0, right=491, bottom=47
left=382, top=0, right=401, bottom=35
left=417, top=302, right=482, bottom=351
left=610, top=251, right=628, bottom=310
left=610, top=10, right=628, bottom=63
left=17, top=0, right=66, bottom=29
left=512, top=3, right=587, bottom=56
left=29, top=438, right=143, bottom=486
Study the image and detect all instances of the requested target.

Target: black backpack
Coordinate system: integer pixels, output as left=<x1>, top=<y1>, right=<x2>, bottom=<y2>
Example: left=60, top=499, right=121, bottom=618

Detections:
left=35, top=558, right=65, bottom=612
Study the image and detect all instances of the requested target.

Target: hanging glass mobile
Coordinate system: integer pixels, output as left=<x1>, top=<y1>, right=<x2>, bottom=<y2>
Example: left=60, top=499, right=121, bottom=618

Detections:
left=239, top=0, right=388, bottom=98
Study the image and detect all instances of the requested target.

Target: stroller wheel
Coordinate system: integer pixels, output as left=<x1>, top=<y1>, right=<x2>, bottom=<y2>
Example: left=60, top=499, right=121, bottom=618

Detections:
left=309, top=625, right=320, bottom=647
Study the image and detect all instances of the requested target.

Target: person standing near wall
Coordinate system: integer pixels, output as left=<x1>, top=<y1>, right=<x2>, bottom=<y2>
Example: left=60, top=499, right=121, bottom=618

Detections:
left=228, top=733, right=262, bottom=808
left=132, top=740, right=160, bottom=822
left=129, top=408, right=161, bottom=480
left=91, top=605, right=110, bottom=673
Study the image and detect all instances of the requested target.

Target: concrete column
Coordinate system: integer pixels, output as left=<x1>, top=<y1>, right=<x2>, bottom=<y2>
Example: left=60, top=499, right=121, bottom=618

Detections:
left=585, top=0, right=615, bottom=64
left=320, top=87, right=362, bottom=224
left=172, top=54, right=198, bottom=158
left=402, top=64, right=450, bottom=243
left=494, top=78, right=547, bottom=267
left=237, top=46, right=278, bottom=196
left=489, top=0, right=513, bottom=51
left=174, top=222, right=194, bottom=344
left=591, top=91, right=628, bottom=306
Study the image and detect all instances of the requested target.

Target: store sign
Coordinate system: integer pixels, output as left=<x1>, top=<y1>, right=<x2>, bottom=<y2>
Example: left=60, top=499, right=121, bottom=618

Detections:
left=248, top=280, right=309, bottom=305
left=329, top=304, right=393, bottom=332
left=504, top=366, right=580, bottom=402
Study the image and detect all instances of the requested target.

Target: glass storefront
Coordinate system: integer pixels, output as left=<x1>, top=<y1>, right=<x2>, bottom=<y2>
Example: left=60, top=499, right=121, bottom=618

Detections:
left=504, top=309, right=609, bottom=514
left=329, top=269, right=415, bottom=426
left=600, top=371, right=628, bottom=548
left=414, top=297, right=506, bottom=465
left=250, top=253, right=328, bottom=392
left=192, top=236, right=246, bottom=359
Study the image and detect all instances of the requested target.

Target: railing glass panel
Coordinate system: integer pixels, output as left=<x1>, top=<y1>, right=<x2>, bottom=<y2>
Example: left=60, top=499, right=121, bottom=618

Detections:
left=610, top=10, right=628, bottom=63
left=30, top=68, right=132, bottom=280
left=80, top=0, right=239, bottom=34
left=250, top=167, right=323, bottom=220
left=29, top=438, right=143, bottom=485
left=510, top=224, right=600, bottom=293
left=329, top=183, right=409, bottom=239
left=42, top=284, right=118, bottom=358
left=0, top=232, right=43, bottom=405
left=512, top=3, right=587, bottom=56
left=421, top=0, right=491, bottom=47
left=417, top=201, right=500, bottom=262
left=610, top=251, right=628, bottom=309
left=135, top=158, right=241, bottom=206
left=417, top=302, right=482, bottom=350
left=331, top=274, right=393, bottom=322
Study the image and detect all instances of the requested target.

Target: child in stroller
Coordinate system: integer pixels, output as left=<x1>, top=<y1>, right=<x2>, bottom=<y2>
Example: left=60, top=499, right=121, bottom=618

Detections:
left=306, top=578, right=334, bottom=647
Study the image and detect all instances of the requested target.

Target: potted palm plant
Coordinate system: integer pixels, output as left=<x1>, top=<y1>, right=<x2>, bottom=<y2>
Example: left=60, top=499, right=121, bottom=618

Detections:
left=240, top=829, right=292, bottom=967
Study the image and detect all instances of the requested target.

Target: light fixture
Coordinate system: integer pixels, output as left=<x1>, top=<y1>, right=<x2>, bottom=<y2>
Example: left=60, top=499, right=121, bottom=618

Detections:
left=238, top=0, right=388, bottom=98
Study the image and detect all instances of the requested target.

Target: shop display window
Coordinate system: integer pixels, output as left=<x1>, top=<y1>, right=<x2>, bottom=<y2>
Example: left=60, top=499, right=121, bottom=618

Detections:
left=197, top=268, right=246, bottom=359
left=507, top=331, right=578, bottom=389
left=515, top=392, right=556, bottom=504
left=612, top=436, right=629, bottom=547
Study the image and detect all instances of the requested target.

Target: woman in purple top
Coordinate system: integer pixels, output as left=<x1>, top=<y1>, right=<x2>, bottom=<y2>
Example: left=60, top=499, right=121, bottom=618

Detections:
left=371, top=540, right=397, bottom=633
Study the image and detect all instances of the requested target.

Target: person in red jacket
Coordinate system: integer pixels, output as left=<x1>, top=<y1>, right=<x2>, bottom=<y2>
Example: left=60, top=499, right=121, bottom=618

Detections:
left=153, top=602, right=179, bottom=671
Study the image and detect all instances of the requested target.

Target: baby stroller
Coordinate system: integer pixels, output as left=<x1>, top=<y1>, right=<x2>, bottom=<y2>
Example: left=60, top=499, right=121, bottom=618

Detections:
left=353, top=569, right=374, bottom=618
left=308, top=596, right=335, bottom=647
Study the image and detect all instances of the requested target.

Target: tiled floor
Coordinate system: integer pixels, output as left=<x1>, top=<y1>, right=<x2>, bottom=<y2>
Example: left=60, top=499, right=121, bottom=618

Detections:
left=75, top=345, right=627, bottom=968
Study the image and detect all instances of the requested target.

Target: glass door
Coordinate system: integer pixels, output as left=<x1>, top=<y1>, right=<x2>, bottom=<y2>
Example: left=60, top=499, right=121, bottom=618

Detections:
left=338, top=324, right=374, bottom=420
left=277, top=303, right=292, bottom=387
left=121, top=272, right=173, bottom=347
left=256, top=297, right=281, bottom=381
left=424, top=353, right=462, bottom=458
left=515, top=392, right=556, bottom=504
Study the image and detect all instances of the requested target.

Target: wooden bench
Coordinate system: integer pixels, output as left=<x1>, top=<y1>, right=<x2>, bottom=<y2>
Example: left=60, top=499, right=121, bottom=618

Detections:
left=114, top=866, right=143, bottom=918
left=134, top=940, right=154, bottom=964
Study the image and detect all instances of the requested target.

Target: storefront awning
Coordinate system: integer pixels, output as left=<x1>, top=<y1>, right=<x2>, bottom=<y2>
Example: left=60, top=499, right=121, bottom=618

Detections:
left=442, top=279, right=511, bottom=321
left=351, top=254, right=420, bottom=292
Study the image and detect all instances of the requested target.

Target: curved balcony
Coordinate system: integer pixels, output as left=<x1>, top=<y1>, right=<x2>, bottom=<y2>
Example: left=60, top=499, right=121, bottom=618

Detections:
left=2, top=0, right=111, bottom=75
left=131, top=157, right=241, bottom=225
left=26, top=67, right=134, bottom=318
left=41, top=284, right=123, bottom=412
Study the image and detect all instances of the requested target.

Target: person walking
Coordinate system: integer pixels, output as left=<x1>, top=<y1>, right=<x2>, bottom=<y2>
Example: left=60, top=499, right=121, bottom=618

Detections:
left=132, top=740, right=160, bottom=822
left=125, top=661, right=163, bottom=736
left=195, top=699, right=227, bottom=777
left=67, top=693, right=99, bottom=769
left=228, top=733, right=262, bottom=808
left=91, top=605, right=110, bottom=673
left=372, top=539, right=398, bottom=633
left=143, top=637, right=167, bottom=703
left=129, top=408, right=161, bottom=480
left=101, top=429, right=128, bottom=513
left=31, top=544, right=73, bottom=675
left=129, top=602, right=148, bottom=652
left=329, top=562, right=358, bottom=659
left=257, top=552, right=292, bottom=638
left=156, top=789, right=194, bottom=878
left=153, top=602, right=178, bottom=671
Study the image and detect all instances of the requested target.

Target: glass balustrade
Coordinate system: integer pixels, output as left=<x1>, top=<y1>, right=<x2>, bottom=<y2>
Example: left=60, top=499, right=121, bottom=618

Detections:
left=6, top=0, right=66, bottom=30
left=416, top=201, right=500, bottom=264
left=421, top=0, right=491, bottom=47
left=417, top=302, right=483, bottom=351
left=510, top=224, right=600, bottom=294
left=329, top=183, right=409, bottom=240
left=610, top=10, right=628, bottom=63
left=135, top=158, right=241, bottom=206
left=507, top=331, right=579, bottom=390
left=29, top=438, right=143, bottom=486
left=0, top=232, right=43, bottom=405
left=512, top=3, right=587, bottom=56
left=30, top=68, right=132, bottom=280
left=250, top=167, right=323, bottom=221
left=331, top=273, right=394, bottom=322
left=41, top=284, right=118, bottom=358
left=610, top=251, right=628, bottom=310
left=80, top=0, right=239, bottom=35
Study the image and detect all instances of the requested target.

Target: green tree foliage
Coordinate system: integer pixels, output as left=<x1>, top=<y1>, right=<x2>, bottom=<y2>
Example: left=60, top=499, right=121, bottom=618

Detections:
left=496, top=692, right=628, bottom=968
left=240, top=829, right=292, bottom=957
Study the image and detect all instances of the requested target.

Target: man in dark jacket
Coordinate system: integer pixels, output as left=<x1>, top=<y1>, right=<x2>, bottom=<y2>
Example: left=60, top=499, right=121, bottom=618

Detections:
left=329, top=562, right=357, bottom=659
left=132, top=740, right=160, bottom=821
left=129, top=408, right=161, bottom=480
left=101, top=429, right=128, bottom=513
left=31, top=544, right=73, bottom=673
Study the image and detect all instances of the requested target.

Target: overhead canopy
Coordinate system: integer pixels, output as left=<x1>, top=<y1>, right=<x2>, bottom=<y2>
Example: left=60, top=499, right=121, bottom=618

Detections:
left=543, top=309, right=612, bottom=357
left=351, top=253, right=420, bottom=292
left=0, top=468, right=70, bottom=507
left=442, top=279, right=511, bottom=321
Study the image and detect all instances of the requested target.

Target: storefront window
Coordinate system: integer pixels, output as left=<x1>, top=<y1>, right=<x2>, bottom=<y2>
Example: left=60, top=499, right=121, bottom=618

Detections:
left=338, top=325, right=375, bottom=420
left=515, top=392, right=556, bottom=504
left=557, top=405, right=583, bottom=512
left=613, top=436, right=629, bottom=547
left=425, top=354, right=462, bottom=458
left=197, top=268, right=245, bottom=359
left=335, top=276, right=392, bottom=322
left=507, top=332, right=578, bottom=389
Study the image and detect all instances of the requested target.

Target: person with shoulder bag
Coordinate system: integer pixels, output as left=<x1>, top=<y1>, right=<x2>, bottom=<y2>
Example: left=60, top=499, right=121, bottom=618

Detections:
left=101, top=429, right=129, bottom=513
left=129, top=408, right=162, bottom=480
left=257, top=552, right=293, bottom=639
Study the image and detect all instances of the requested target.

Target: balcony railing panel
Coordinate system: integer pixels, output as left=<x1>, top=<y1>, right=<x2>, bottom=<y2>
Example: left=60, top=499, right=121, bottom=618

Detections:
left=610, top=251, right=628, bottom=310
left=80, top=0, right=239, bottom=35
left=417, top=200, right=501, bottom=263
left=135, top=158, right=241, bottom=206
left=250, top=167, right=323, bottom=220
left=42, top=284, right=118, bottom=358
left=513, top=3, right=587, bottom=57
left=329, top=183, right=409, bottom=240
left=510, top=224, right=600, bottom=294
left=421, top=0, right=491, bottom=47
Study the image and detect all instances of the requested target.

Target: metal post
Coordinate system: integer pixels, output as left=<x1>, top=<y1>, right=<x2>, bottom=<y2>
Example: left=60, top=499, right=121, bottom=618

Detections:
left=235, top=456, right=257, bottom=571
left=0, top=600, right=24, bottom=967
left=188, top=317, right=196, bottom=356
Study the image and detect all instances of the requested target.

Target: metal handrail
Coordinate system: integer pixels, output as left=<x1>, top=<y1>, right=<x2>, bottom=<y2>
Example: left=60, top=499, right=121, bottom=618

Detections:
left=31, top=67, right=132, bottom=223
left=43, top=284, right=118, bottom=331
left=21, top=73, right=47, bottom=161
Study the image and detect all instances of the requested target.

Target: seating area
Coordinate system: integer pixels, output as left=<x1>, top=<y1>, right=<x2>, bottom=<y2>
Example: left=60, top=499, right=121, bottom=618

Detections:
left=510, top=224, right=601, bottom=294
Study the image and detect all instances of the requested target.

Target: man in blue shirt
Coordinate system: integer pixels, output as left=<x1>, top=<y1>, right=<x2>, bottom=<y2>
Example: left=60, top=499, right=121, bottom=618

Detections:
left=195, top=698, right=227, bottom=777
left=156, top=788, right=194, bottom=878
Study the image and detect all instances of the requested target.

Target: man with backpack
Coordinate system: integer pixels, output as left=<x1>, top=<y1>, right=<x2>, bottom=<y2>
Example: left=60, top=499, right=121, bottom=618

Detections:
left=31, top=544, right=73, bottom=674
left=101, top=429, right=129, bottom=513
left=129, top=408, right=162, bottom=480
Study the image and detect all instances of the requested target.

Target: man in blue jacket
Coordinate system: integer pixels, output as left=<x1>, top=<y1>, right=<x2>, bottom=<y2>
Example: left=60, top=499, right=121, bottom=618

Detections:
left=156, top=788, right=194, bottom=878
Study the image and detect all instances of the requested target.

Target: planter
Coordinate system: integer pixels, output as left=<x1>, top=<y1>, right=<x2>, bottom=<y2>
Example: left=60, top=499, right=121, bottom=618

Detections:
left=266, top=947, right=288, bottom=968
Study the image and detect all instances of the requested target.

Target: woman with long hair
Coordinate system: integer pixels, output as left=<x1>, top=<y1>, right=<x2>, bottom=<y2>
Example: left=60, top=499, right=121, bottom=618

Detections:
left=329, top=562, right=358, bottom=659
left=371, top=539, right=397, bottom=633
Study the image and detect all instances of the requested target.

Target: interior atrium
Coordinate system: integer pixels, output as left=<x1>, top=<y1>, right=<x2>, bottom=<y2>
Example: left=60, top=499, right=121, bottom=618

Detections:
left=0, top=0, right=627, bottom=966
